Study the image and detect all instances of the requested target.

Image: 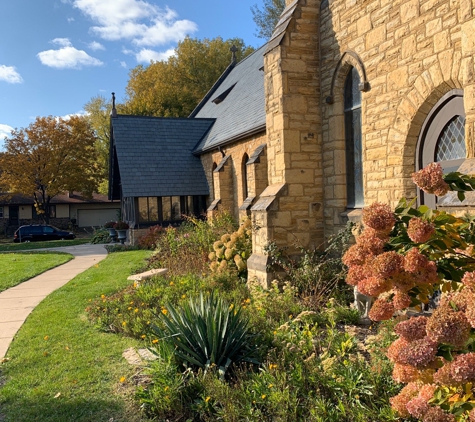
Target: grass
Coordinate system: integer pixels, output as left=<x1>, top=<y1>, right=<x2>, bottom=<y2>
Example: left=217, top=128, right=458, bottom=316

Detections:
left=0, top=252, right=73, bottom=292
left=0, top=250, right=152, bottom=422
left=0, top=238, right=91, bottom=252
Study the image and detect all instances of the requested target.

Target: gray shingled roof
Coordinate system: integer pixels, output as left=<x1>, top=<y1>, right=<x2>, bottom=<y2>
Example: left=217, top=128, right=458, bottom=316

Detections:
left=111, top=116, right=214, bottom=197
left=192, top=44, right=266, bottom=154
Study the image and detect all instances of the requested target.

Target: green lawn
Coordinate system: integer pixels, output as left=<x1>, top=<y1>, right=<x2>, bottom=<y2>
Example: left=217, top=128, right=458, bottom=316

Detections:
left=0, top=238, right=91, bottom=252
left=0, top=252, right=73, bottom=292
left=0, top=250, right=152, bottom=422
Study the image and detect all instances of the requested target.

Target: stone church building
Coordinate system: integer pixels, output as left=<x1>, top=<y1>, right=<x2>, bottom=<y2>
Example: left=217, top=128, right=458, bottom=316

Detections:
left=110, top=0, right=475, bottom=285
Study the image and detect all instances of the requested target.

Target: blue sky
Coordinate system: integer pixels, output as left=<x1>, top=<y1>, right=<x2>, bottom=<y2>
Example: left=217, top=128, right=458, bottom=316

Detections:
left=0, top=0, right=264, bottom=143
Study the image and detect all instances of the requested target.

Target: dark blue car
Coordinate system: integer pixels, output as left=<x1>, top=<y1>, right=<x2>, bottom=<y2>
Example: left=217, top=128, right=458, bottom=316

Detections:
left=13, top=225, right=76, bottom=243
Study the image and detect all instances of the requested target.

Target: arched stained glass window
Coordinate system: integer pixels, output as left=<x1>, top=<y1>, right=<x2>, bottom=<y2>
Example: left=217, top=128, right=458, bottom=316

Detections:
left=435, top=115, right=466, bottom=162
left=344, top=67, right=364, bottom=208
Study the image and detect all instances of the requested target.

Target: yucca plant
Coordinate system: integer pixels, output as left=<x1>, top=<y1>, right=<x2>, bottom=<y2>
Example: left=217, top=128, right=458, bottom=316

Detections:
left=152, top=292, right=259, bottom=377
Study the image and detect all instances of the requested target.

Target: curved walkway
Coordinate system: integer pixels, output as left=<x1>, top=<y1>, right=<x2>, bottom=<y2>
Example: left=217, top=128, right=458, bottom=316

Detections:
left=0, top=244, right=108, bottom=359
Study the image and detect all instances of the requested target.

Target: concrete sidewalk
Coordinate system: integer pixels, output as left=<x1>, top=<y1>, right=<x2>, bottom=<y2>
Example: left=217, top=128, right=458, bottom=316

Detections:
left=0, top=244, right=108, bottom=358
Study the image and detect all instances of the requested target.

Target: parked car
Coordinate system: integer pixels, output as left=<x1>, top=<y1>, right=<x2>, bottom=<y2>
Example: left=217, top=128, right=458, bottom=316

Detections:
left=13, top=225, right=76, bottom=243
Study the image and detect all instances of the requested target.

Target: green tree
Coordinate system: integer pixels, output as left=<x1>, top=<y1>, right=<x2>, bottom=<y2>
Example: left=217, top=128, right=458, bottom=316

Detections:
left=83, top=95, right=112, bottom=195
left=0, top=116, right=100, bottom=223
left=122, top=37, right=255, bottom=118
left=251, top=0, right=286, bottom=40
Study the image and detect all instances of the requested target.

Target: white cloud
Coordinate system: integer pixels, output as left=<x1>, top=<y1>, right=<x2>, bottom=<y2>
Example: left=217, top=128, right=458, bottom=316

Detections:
left=0, top=65, right=23, bottom=84
left=88, top=41, right=105, bottom=51
left=135, top=48, right=175, bottom=63
left=58, top=111, right=87, bottom=120
left=67, top=17, right=75, bottom=23
left=120, top=61, right=127, bottom=68
left=0, top=124, right=14, bottom=140
left=37, top=42, right=103, bottom=69
left=51, top=37, right=73, bottom=47
left=71, top=0, right=197, bottom=47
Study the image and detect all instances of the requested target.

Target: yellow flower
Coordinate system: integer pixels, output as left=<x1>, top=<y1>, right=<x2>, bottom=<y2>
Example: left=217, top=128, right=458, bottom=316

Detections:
left=164, top=386, right=169, bottom=391
left=261, top=394, right=266, bottom=399
left=205, top=396, right=211, bottom=403
left=182, top=294, right=186, bottom=299
left=101, top=294, right=105, bottom=299
left=122, top=321, right=126, bottom=326
left=44, top=336, right=49, bottom=341
left=127, top=306, right=132, bottom=310
left=134, top=308, right=139, bottom=313
left=245, top=298, right=251, bottom=304
left=268, top=384, right=273, bottom=388
left=152, top=339, right=158, bottom=344
left=161, top=309, right=168, bottom=315
left=169, top=281, right=175, bottom=286
left=120, top=376, right=126, bottom=383
left=141, top=335, right=146, bottom=339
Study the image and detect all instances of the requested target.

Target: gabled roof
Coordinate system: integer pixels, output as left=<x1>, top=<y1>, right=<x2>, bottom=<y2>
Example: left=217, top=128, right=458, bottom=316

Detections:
left=111, top=115, right=214, bottom=198
left=191, top=44, right=266, bottom=154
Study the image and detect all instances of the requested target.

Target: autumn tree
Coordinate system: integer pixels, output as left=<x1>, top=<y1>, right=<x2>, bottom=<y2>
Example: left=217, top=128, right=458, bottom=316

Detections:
left=83, top=95, right=113, bottom=195
left=251, top=0, right=286, bottom=39
left=122, top=36, right=255, bottom=117
left=0, top=116, right=100, bottom=223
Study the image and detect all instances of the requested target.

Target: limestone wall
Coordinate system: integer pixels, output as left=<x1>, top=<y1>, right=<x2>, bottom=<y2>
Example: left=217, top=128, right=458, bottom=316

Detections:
left=320, top=0, right=475, bottom=235
left=200, top=132, right=267, bottom=220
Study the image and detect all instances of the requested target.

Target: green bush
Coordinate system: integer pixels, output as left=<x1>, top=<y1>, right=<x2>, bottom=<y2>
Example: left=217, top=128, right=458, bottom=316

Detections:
left=90, top=228, right=111, bottom=244
left=153, top=292, right=260, bottom=376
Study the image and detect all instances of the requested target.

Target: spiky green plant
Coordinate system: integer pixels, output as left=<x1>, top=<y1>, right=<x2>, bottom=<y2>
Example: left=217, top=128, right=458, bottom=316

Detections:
left=153, top=292, right=259, bottom=377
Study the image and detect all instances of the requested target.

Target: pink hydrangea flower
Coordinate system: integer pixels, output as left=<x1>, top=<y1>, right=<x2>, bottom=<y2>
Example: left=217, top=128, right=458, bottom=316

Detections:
left=421, top=405, right=455, bottom=422
left=362, top=202, right=396, bottom=233
left=393, top=290, right=412, bottom=310
left=406, top=396, right=430, bottom=419
left=397, top=337, right=438, bottom=369
left=368, top=297, right=395, bottom=321
left=462, top=271, right=475, bottom=290
left=450, top=353, right=475, bottom=383
left=426, top=307, right=471, bottom=348
left=372, top=251, right=404, bottom=278
left=395, top=316, right=428, bottom=342
left=357, top=276, right=391, bottom=297
left=412, top=163, right=449, bottom=196
left=389, top=382, right=419, bottom=417
left=407, top=217, right=435, bottom=243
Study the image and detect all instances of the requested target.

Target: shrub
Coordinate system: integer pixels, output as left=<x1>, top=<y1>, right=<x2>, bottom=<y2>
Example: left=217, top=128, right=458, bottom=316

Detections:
left=152, top=292, right=260, bottom=377
left=114, top=221, right=129, bottom=230
left=137, top=225, right=163, bottom=249
left=90, top=228, right=110, bottom=244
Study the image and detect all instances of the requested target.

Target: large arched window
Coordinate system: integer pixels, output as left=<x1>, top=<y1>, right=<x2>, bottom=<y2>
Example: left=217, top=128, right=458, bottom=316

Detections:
left=417, top=90, right=466, bottom=207
left=344, top=67, right=363, bottom=208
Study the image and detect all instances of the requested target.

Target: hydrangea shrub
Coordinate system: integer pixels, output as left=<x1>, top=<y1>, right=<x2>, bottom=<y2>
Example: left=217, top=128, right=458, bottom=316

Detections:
left=343, top=163, right=475, bottom=421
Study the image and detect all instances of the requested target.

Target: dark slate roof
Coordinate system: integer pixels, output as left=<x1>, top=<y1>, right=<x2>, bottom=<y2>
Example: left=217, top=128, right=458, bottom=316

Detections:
left=191, top=44, right=266, bottom=154
left=111, top=116, right=214, bottom=198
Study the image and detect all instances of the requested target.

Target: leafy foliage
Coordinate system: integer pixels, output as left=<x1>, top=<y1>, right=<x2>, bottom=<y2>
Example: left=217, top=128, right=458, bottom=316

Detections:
left=122, top=37, right=254, bottom=118
left=251, top=0, right=286, bottom=39
left=0, top=116, right=100, bottom=223
left=153, top=292, right=260, bottom=376
left=90, top=228, right=111, bottom=244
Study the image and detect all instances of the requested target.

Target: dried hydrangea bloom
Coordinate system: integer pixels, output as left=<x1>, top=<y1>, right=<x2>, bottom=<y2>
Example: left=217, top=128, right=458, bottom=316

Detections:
left=397, top=337, right=438, bottom=369
left=392, top=363, right=434, bottom=383
left=433, top=361, right=458, bottom=386
left=346, top=265, right=366, bottom=286
left=421, top=405, right=455, bottom=422
left=404, top=248, right=429, bottom=273
left=395, top=316, right=428, bottom=342
left=357, top=276, right=391, bottom=297
left=439, top=289, right=474, bottom=312
left=450, top=353, right=475, bottom=383
left=342, top=244, right=369, bottom=267
left=387, top=337, right=410, bottom=362
left=469, top=408, right=475, bottom=422
left=389, top=382, right=420, bottom=417
left=465, top=304, right=475, bottom=328
left=407, top=217, right=435, bottom=243
left=392, top=272, right=417, bottom=292
left=419, top=384, right=437, bottom=402
left=372, top=251, right=404, bottom=278
left=356, top=228, right=386, bottom=254
left=406, top=396, right=430, bottom=419
left=412, top=163, right=450, bottom=196
left=393, top=290, right=412, bottom=310
left=462, top=271, right=475, bottom=291
left=362, top=202, right=396, bottom=233
left=368, top=297, right=395, bottom=321
left=426, top=307, right=471, bottom=348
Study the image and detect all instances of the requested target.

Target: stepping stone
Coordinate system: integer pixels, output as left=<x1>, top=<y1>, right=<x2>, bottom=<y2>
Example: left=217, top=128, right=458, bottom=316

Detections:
left=127, top=268, right=168, bottom=282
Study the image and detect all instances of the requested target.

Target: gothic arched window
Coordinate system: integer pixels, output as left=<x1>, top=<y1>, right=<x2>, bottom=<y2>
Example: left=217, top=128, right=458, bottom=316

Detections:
left=417, top=90, right=466, bottom=207
left=344, top=67, right=363, bottom=208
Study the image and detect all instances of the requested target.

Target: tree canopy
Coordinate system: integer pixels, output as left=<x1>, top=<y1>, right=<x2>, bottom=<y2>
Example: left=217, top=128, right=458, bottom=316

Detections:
left=0, top=116, right=100, bottom=223
left=122, top=37, right=255, bottom=118
left=251, top=0, right=286, bottom=39
left=83, top=95, right=113, bottom=195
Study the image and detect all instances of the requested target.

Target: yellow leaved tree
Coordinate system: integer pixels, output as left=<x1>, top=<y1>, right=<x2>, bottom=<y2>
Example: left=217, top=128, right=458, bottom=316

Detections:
left=0, top=115, right=100, bottom=223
